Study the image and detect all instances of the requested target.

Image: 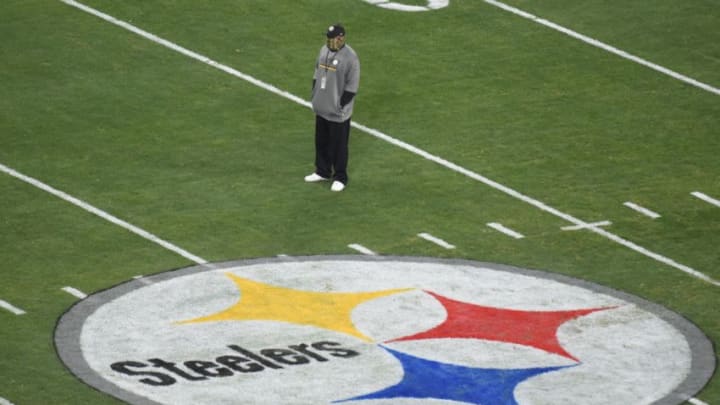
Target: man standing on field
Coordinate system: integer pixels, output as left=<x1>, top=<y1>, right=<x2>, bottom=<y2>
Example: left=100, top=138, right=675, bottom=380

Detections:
left=305, top=23, right=360, bottom=192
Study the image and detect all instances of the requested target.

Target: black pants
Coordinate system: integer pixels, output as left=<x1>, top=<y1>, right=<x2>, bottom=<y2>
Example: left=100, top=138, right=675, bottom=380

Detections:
left=314, top=115, right=351, bottom=184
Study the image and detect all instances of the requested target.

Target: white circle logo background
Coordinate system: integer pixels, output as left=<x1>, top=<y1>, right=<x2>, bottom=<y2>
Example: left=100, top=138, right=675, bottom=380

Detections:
left=56, top=257, right=714, bottom=405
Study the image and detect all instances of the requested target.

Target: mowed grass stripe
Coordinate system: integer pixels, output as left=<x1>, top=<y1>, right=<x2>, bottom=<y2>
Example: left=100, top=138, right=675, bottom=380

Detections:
left=59, top=0, right=720, bottom=287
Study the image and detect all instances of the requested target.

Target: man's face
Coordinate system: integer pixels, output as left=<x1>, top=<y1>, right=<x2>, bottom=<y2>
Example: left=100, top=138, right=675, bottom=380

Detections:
left=327, top=35, right=345, bottom=51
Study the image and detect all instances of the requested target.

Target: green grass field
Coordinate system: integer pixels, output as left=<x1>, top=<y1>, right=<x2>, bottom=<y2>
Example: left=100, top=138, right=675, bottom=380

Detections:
left=1, top=0, right=718, bottom=404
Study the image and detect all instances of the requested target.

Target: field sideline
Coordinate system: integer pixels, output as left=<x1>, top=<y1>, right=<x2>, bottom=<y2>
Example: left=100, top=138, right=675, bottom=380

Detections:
left=1, top=0, right=719, bottom=404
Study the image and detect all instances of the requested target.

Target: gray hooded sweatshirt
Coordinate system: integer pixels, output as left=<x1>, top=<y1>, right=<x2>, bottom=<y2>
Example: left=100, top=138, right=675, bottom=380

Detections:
left=312, top=44, right=360, bottom=123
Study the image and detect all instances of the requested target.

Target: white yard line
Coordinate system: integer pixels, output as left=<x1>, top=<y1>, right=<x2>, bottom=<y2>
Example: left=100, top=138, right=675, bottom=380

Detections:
left=623, top=202, right=661, bottom=219
left=59, top=0, right=310, bottom=109
left=54, top=0, right=720, bottom=286
left=348, top=243, right=378, bottom=256
left=418, top=233, right=456, bottom=249
left=692, top=191, right=720, bottom=208
left=0, top=299, right=26, bottom=315
left=0, top=163, right=208, bottom=266
left=0, top=397, right=16, bottom=405
left=562, top=220, right=611, bottom=231
left=483, top=0, right=720, bottom=97
left=487, top=223, right=525, bottom=239
left=61, top=286, right=87, bottom=299
left=688, top=397, right=709, bottom=405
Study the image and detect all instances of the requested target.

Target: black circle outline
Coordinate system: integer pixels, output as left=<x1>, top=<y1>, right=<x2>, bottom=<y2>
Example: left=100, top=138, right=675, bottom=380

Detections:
left=54, top=256, right=716, bottom=405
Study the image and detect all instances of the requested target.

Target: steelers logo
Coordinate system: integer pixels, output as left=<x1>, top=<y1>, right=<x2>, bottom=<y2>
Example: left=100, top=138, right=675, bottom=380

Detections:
left=55, top=256, right=714, bottom=404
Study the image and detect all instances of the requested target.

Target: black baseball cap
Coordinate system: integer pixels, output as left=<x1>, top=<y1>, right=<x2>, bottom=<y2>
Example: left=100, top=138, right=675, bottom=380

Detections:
left=326, top=24, right=345, bottom=38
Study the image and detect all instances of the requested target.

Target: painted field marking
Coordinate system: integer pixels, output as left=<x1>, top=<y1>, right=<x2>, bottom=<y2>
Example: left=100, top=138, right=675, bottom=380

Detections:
left=0, top=163, right=208, bottom=266
left=364, top=0, right=449, bottom=12
left=483, top=0, right=720, bottom=97
left=0, top=299, right=26, bottom=315
left=132, top=275, right=153, bottom=285
left=688, top=397, right=709, bottom=405
left=487, top=223, right=525, bottom=239
left=61, top=286, right=87, bottom=299
left=55, top=0, right=720, bottom=287
left=0, top=397, right=16, bottom=405
left=348, top=243, right=377, bottom=256
left=692, top=191, right=720, bottom=208
left=417, top=233, right=456, bottom=249
left=624, top=202, right=661, bottom=219
left=562, top=220, right=611, bottom=231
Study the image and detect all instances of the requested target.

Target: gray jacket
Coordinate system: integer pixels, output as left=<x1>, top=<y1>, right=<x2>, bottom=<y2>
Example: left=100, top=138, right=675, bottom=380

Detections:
left=312, top=44, right=360, bottom=122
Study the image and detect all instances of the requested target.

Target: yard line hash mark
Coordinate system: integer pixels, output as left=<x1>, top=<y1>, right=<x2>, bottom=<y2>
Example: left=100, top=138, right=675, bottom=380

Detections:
left=0, top=163, right=208, bottom=266
left=0, top=300, right=26, bottom=315
left=348, top=243, right=378, bottom=256
left=61, top=287, right=87, bottom=299
left=623, top=202, right=661, bottom=219
left=487, top=223, right=525, bottom=239
left=132, top=275, right=153, bottom=285
left=418, top=233, right=456, bottom=249
left=57, top=0, right=720, bottom=287
left=691, top=191, right=720, bottom=208
left=483, top=0, right=720, bottom=96
left=562, top=220, right=611, bottom=231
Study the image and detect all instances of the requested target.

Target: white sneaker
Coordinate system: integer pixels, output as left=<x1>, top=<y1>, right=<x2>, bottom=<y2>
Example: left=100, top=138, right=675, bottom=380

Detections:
left=331, top=181, right=345, bottom=192
left=304, top=173, right=329, bottom=182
